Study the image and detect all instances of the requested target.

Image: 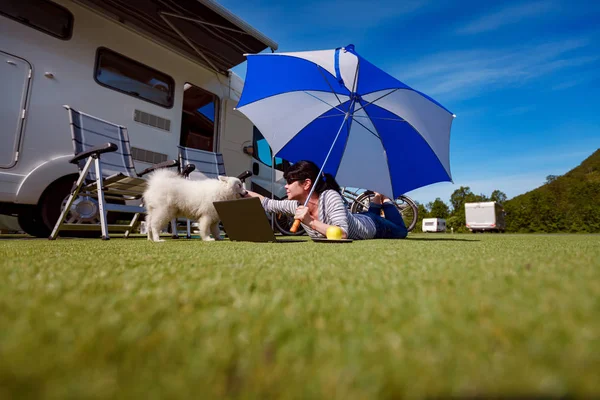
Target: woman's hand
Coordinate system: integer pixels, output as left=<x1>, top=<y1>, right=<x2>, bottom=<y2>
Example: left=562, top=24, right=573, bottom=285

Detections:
left=294, top=206, right=313, bottom=225
left=243, top=190, right=264, bottom=200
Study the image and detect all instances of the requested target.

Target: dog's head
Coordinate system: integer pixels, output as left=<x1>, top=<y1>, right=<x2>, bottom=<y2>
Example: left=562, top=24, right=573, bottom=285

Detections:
left=218, top=176, right=248, bottom=198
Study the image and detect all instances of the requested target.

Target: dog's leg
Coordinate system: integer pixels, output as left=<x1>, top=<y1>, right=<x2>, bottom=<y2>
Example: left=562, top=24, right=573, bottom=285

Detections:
left=150, top=210, right=170, bottom=243
left=146, top=212, right=153, bottom=241
left=210, top=222, right=222, bottom=241
left=198, top=216, right=215, bottom=241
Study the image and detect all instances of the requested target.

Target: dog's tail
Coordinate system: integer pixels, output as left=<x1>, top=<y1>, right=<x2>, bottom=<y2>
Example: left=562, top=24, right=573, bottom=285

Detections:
left=146, top=168, right=180, bottom=184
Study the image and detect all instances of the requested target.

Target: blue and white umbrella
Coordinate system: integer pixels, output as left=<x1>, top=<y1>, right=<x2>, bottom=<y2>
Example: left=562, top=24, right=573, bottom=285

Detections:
left=236, top=44, right=455, bottom=199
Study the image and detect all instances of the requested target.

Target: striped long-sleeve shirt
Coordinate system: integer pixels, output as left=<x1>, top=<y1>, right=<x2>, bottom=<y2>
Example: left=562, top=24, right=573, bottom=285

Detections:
left=261, top=190, right=377, bottom=240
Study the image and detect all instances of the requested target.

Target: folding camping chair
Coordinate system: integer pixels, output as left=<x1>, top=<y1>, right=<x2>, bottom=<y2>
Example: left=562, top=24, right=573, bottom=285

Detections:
left=49, top=106, right=178, bottom=240
left=178, top=145, right=226, bottom=179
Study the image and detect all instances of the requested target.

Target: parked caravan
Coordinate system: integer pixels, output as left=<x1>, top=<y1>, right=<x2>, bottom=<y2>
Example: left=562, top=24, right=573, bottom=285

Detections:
left=422, top=218, right=446, bottom=232
left=0, top=0, right=279, bottom=236
left=465, top=202, right=506, bottom=233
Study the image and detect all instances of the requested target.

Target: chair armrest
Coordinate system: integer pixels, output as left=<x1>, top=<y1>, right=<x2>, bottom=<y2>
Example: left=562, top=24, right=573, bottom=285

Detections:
left=237, top=170, right=253, bottom=182
left=69, top=143, right=118, bottom=164
left=138, top=159, right=179, bottom=177
left=181, top=164, right=196, bottom=178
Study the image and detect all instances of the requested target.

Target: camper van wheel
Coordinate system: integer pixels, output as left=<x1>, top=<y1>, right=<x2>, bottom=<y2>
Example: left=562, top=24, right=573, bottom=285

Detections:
left=39, top=176, right=97, bottom=238
left=39, top=176, right=120, bottom=238
left=18, top=210, right=50, bottom=238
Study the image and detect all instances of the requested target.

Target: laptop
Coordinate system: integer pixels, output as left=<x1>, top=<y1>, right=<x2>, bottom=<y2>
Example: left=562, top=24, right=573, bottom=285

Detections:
left=213, top=197, right=305, bottom=243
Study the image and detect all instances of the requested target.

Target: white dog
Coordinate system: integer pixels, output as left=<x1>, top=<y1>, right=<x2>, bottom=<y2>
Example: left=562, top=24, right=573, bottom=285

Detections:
left=143, top=169, right=247, bottom=242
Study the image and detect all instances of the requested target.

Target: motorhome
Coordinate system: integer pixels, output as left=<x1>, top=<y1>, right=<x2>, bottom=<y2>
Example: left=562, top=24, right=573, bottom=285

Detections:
left=422, top=218, right=446, bottom=233
left=0, top=0, right=281, bottom=237
left=465, top=201, right=506, bottom=233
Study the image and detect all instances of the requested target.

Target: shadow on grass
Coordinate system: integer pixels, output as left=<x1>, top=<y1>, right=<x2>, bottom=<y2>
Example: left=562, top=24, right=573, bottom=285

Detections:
left=406, top=237, right=480, bottom=242
left=138, top=236, right=310, bottom=243
left=0, top=235, right=50, bottom=240
left=0, top=235, right=142, bottom=240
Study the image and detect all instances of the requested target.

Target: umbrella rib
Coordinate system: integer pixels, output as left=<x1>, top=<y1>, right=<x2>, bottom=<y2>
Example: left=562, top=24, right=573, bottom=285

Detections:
left=315, top=65, right=344, bottom=106
left=349, top=116, right=381, bottom=141
left=303, top=98, right=357, bottom=205
left=353, top=116, right=406, bottom=122
left=350, top=57, right=360, bottom=94
left=302, top=91, right=347, bottom=115
left=354, top=88, right=400, bottom=113
left=362, top=97, right=450, bottom=184
left=360, top=101, right=396, bottom=198
left=332, top=100, right=357, bottom=181
left=316, top=114, right=345, bottom=119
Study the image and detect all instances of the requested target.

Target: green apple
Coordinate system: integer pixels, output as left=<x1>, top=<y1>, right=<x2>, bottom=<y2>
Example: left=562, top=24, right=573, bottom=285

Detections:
left=326, top=226, right=343, bottom=240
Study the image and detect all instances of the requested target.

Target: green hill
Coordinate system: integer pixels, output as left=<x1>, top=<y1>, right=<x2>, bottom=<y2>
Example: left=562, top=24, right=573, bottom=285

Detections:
left=504, top=149, right=600, bottom=233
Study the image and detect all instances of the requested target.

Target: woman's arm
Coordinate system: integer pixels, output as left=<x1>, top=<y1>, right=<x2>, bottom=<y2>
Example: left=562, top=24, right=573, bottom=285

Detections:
left=244, top=190, right=265, bottom=201
left=260, top=197, right=299, bottom=215
left=294, top=207, right=348, bottom=239
left=294, top=192, right=349, bottom=239
left=311, top=218, right=348, bottom=239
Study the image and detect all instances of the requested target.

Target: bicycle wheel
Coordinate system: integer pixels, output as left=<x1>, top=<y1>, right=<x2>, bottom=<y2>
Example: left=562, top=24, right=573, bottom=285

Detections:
left=350, top=193, right=419, bottom=232
left=273, top=212, right=306, bottom=236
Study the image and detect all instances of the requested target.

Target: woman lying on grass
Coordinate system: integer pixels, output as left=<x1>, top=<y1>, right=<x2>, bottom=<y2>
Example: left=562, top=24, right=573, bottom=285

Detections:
left=243, top=160, right=408, bottom=240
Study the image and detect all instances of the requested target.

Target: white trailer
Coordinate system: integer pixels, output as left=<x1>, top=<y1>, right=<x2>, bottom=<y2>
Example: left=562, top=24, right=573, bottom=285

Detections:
left=0, top=0, right=280, bottom=236
left=422, top=218, right=446, bottom=232
left=465, top=202, right=506, bottom=233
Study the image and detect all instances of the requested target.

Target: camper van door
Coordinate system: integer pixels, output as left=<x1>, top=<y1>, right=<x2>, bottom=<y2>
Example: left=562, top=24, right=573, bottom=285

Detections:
left=0, top=51, right=31, bottom=168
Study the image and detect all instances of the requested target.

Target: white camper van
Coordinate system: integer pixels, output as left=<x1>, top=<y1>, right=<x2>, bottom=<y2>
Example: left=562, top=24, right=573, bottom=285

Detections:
left=0, top=0, right=280, bottom=237
left=422, top=218, right=446, bottom=233
left=465, top=202, right=506, bottom=233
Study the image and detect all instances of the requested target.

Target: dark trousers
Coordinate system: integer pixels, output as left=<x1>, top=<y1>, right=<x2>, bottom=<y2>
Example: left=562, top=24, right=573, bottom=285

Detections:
left=364, top=202, right=408, bottom=239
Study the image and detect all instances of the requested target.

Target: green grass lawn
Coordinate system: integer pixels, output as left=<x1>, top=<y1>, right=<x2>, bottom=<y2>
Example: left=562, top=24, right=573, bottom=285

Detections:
left=1, top=233, right=599, bottom=399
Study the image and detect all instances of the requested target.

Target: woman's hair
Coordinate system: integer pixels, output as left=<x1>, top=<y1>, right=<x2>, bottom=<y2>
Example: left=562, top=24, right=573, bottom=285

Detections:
left=283, top=160, right=341, bottom=194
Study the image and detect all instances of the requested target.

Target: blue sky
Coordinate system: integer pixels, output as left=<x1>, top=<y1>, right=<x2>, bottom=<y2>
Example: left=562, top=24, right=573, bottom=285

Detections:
left=221, top=0, right=600, bottom=205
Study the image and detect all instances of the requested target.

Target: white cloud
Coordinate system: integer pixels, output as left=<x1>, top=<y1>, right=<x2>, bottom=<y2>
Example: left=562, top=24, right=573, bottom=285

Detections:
left=499, top=150, right=594, bottom=166
left=457, top=1, right=559, bottom=35
left=305, top=0, right=430, bottom=28
left=395, top=37, right=598, bottom=101
left=498, top=105, right=536, bottom=116
left=550, top=76, right=593, bottom=91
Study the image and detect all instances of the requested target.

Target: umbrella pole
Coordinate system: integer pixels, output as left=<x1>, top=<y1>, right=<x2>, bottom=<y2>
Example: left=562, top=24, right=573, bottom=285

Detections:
left=271, top=154, right=275, bottom=232
left=290, top=103, right=354, bottom=232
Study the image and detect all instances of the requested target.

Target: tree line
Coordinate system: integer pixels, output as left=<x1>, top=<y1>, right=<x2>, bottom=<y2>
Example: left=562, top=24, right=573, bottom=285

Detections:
left=412, top=149, right=600, bottom=233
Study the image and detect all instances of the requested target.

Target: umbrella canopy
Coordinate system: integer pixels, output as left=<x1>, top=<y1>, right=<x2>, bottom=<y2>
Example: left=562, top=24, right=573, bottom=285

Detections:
left=236, top=44, right=455, bottom=199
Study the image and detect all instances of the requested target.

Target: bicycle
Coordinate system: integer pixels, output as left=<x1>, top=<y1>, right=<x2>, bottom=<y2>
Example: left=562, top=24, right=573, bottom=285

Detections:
left=341, top=187, right=419, bottom=232
left=271, top=211, right=306, bottom=236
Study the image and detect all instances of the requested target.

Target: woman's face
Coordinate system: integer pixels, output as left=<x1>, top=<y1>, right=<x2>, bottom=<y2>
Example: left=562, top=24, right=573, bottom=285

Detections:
left=285, top=178, right=310, bottom=201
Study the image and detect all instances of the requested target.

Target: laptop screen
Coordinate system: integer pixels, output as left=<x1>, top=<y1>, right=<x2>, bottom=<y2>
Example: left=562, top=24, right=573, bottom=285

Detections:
left=213, top=197, right=278, bottom=242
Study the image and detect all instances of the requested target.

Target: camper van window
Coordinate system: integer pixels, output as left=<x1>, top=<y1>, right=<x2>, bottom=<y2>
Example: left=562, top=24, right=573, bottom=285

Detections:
left=94, top=48, right=174, bottom=108
left=252, top=127, right=289, bottom=172
left=1, top=0, right=73, bottom=40
left=180, top=83, right=219, bottom=151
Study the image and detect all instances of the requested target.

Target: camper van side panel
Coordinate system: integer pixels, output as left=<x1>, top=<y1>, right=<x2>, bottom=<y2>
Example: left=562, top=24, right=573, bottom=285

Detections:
left=0, top=0, right=241, bottom=206
left=220, top=98, right=255, bottom=178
